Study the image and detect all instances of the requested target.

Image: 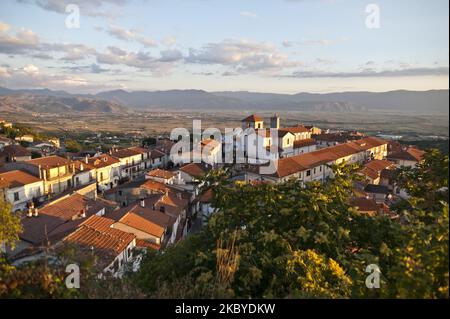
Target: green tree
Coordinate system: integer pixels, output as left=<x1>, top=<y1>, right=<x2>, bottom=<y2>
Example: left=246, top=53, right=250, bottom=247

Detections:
left=65, top=139, right=82, bottom=153
left=0, top=198, right=22, bottom=250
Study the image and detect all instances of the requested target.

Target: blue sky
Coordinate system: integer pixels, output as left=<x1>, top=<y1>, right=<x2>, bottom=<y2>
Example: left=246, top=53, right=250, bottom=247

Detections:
left=0, top=0, right=448, bottom=93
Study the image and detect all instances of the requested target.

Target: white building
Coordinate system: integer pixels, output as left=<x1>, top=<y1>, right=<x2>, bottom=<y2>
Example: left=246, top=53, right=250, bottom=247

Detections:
left=0, top=170, right=44, bottom=212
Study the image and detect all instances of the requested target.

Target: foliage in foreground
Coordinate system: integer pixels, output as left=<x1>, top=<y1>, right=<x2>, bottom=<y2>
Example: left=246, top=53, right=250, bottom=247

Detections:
left=134, top=150, right=448, bottom=299
left=0, top=150, right=448, bottom=298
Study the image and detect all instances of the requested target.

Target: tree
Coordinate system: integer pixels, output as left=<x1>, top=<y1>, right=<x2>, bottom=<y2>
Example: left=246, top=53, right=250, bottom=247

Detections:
left=0, top=198, right=22, bottom=250
left=65, top=139, right=82, bottom=153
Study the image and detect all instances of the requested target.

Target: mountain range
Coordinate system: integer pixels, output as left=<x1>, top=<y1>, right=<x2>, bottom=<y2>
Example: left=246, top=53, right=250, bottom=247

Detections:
left=0, top=87, right=448, bottom=115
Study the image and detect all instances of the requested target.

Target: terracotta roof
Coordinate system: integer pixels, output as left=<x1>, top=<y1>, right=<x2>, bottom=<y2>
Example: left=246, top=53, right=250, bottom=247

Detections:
left=110, top=148, right=141, bottom=159
left=364, top=159, right=395, bottom=172
left=179, top=162, right=211, bottom=179
left=293, top=138, right=316, bottom=148
left=108, top=204, right=172, bottom=238
left=20, top=194, right=106, bottom=245
left=136, top=239, right=161, bottom=250
left=0, top=144, right=31, bottom=157
left=270, top=137, right=387, bottom=178
left=388, top=147, right=425, bottom=163
left=140, top=179, right=171, bottom=193
left=147, top=168, right=176, bottom=179
left=242, top=114, right=263, bottom=122
left=73, top=160, right=95, bottom=172
left=149, top=149, right=165, bottom=159
left=87, top=154, right=120, bottom=168
left=144, top=192, right=188, bottom=219
left=26, top=155, right=72, bottom=169
left=64, top=216, right=135, bottom=263
left=279, top=126, right=310, bottom=134
left=351, top=197, right=379, bottom=213
left=0, top=170, right=41, bottom=188
left=198, top=188, right=214, bottom=203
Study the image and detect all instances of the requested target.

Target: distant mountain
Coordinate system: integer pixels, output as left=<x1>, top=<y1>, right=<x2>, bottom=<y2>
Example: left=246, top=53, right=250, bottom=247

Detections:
left=0, top=93, right=128, bottom=114
left=0, top=87, right=447, bottom=114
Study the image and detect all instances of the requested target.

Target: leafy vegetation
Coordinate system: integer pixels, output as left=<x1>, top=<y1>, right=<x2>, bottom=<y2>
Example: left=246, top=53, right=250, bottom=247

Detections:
left=0, top=150, right=448, bottom=298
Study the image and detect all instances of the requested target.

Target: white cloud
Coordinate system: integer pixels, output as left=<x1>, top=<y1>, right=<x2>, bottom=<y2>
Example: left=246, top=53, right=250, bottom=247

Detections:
left=186, top=39, right=301, bottom=73
left=240, top=11, right=258, bottom=19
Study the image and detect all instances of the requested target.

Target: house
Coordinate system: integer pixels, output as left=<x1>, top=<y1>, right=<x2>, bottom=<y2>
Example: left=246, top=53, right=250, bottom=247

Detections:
left=73, top=160, right=96, bottom=188
left=87, top=154, right=121, bottom=192
left=63, top=215, right=137, bottom=277
left=351, top=197, right=387, bottom=216
left=0, top=118, right=13, bottom=129
left=313, top=132, right=364, bottom=149
left=363, top=184, right=392, bottom=204
left=244, top=136, right=388, bottom=184
left=292, top=138, right=317, bottom=156
left=197, top=188, right=217, bottom=225
left=279, top=125, right=312, bottom=141
left=304, top=125, right=322, bottom=135
left=146, top=168, right=177, bottom=184
left=242, top=114, right=264, bottom=129
left=359, top=159, right=396, bottom=184
left=27, top=142, right=58, bottom=157
left=15, top=135, right=34, bottom=143
left=9, top=193, right=107, bottom=259
left=0, top=170, right=44, bottom=212
left=110, top=147, right=144, bottom=182
left=0, top=144, right=32, bottom=164
left=20, top=156, right=76, bottom=195
left=0, top=135, right=12, bottom=150
left=107, top=200, right=179, bottom=247
left=197, top=139, right=222, bottom=166
left=388, top=147, right=425, bottom=168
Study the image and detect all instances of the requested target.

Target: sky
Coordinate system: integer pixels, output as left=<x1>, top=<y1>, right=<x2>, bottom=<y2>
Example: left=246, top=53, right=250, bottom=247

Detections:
left=0, top=0, right=448, bottom=94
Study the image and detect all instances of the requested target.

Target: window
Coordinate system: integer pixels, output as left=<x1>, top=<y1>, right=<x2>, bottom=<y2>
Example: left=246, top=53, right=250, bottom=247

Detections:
left=306, top=170, right=311, bottom=177
left=320, top=166, right=322, bottom=172
left=14, top=192, right=19, bottom=201
left=100, top=172, right=104, bottom=181
left=75, top=177, right=80, bottom=186
left=67, top=179, right=72, bottom=188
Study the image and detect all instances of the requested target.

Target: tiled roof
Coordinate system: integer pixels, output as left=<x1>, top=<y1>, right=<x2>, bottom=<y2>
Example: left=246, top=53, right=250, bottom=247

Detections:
left=108, top=204, right=172, bottom=238
left=149, top=149, right=165, bottom=159
left=388, top=147, right=425, bottom=162
left=242, top=114, right=263, bottom=122
left=179, top=162, right=211, bottom=178
left=144, top=192, right=188, bottom=219
left=147, top=168, right=176, bottom=179
left=140, top=179, right=171, bottom=193
left=351, top=197, right=379, bottom=213
left=279, top=126, right=310, bottom=134
left=110, top=148, right=141, bottom=159
left=198, top=188, right=214, bottom=203
left=270, top=137, right=387, bottom=178
left=20, top=194, right=105, bottom=245
left=136, top=239, right=161, bottom=250
left=0, top=170, right=41, bottom=188
left=0, top=144, right=31, bottom=157
left=26, top=155, right=72, bottom=169
left=87, top=154, right=120, bottom=168
left=64, top=216, right=135, bottom=263
left=293, top=138, right=316, bottom=148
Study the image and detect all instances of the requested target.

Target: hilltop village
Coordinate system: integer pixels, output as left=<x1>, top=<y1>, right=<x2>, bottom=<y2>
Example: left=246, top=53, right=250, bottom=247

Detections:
left=0, top=115, right=426, bottom=277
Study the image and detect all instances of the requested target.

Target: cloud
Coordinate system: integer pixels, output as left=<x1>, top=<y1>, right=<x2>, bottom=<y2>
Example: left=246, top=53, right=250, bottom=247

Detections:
left=301, top=39, right=331, bottom=46
left=186, top=39, right=301, bottom=73
left=162, top=36, right=176, bottom=47
left=0, top=25, right=39, bottom=54
left=17, top=0, right=129, bottom=17
left=240, top=11, right=258, bottom=19
left=282, top=40, right=294, bottom=48
left=288, top=67, right=449, bottom=78
left=95, top=46, right=183, bottom=74
left=101, top=25, right=158, bottom=47
left=0, top=63, right=122, bottom=92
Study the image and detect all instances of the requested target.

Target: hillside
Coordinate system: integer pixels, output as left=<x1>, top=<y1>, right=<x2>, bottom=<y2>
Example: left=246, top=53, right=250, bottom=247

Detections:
left=0, top=93, right=129, bottom=114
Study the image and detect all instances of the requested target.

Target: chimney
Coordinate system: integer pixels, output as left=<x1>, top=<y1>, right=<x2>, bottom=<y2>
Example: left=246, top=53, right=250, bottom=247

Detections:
left=85, top=156, right=89, bottom=164
left=80, top=163, right=84, bottom=171
left=152, top=203, right=156, bottom=210
left=140, top=198, right=145, bottom=208
left=27, top=209, right=33, bottom=218
left=79, top=209, right=86, bottom=218
left=33, top=208, right=39, bottom=217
